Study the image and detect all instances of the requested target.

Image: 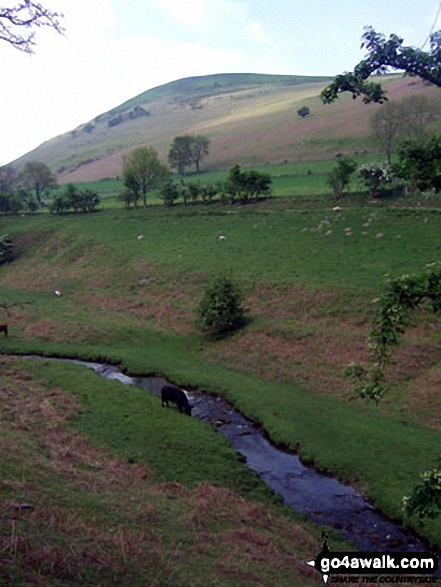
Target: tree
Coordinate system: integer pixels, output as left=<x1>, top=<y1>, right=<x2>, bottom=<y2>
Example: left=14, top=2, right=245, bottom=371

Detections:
left=398, top=94, right=441, bottom=142
left=224, top=164, right=272, bottom=203
left=122, top=147, right=169, bottom=208
left=192, top=135, right=210, bottom=173
left=321, top=27, right=441, bottom=105
left=358, top=163, right=394, bottom=198
left=0, top=164, right=18, bottom=193
left=242, top=169, right=272, bottom=201
left=197, top=275, right=246, bottom=334
left=20, top=161, right=57, bottom=205
left=346, top=264, right=441, bottom=404
left=160, top=180, right=180, bottom=207
left=371, top=101, right=401, bottom=164
left=403, top=467, right=441, bottom=521
left=225, top=164, right=245, bottom=202
left=395, top=135, right=441, bottom=193
left=297, top=106, right=310, bottom=118
left=326, top=157, right=357, bottom=200
left=0, top=2, right=64, bottom=53
left=168, top=136, right=194, bottom=177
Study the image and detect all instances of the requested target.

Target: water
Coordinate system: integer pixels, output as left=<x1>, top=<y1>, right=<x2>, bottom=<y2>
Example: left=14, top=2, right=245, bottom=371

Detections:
left=25, top=356, right=441, bottom=563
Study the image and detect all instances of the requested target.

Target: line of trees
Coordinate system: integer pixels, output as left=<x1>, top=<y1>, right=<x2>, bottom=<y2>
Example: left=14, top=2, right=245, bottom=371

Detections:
left=120, top=141, right=272, bottom=209
left=49, top=184, right=100, bottom=215
left=160, top=164, right=271, bottom=208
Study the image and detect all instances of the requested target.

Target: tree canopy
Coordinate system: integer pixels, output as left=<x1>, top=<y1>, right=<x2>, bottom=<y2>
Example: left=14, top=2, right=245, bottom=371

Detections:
left=321, top=27, right=441, bottom=104
left=20, top=160, right=57, bottom=205
left=168, top=135, right=210, bottom=176
left=122, top=146, right=169, bottom=208
left=0, top=1, right=64, bottom=53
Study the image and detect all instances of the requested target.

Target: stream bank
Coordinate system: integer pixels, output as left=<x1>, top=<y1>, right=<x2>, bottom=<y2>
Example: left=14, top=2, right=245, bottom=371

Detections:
left=22, top=354, right=439, bottom=567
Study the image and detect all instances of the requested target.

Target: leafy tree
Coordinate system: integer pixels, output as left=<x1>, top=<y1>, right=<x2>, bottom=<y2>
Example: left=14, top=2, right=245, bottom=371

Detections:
left=0, top=2, right=64, bottom=53
left=322, top=27, right=441, bottom=104
left=225, top=164, right=245, bottom=202
left=224, top=164, right=272, bottom=203
left=20, top=161, right=57, bottom=206
left=160, top=180, right=180, bottom=207
left=119, top=188, right=138, bottom=210
left=326, top=157, right=357, bottom=200
left=186, top=181, right=201, bottom=205
left=168, top=135, right=210, bottom=176
left=0, top=192, right=22, bottom=213
left=79, top=189, right=100, bottom=213
left=168, top=136, right=194, bottom=177
left=122, top=175, right=141, bottom=209
left=122, top=147, right=169, bottom=208
left=395, top=135, right=441, bottom=193
left=346, top=263, right=441, bottom=404
left=242, top=169, right=272, bottom=201
left=197, top=275, right=246, bottom=334
left=297, top=106, right=310, bottom=118
left=49, top=192, right=70, bottom=215
left=192, top=135, right=210, bottom=173
left=357, top=163, right=395, bottom=198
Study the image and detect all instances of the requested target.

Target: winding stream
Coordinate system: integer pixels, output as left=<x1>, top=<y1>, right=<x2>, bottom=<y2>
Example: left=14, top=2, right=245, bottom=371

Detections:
left=25, top=356, right=440, bottom=564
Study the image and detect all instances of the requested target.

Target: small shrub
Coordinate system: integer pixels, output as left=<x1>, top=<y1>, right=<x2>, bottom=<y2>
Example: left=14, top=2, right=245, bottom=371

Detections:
left=197, top=275, right=246, bottom=334
left=403, top=467, right=441, bottom=521
left=0, top=235, right=14, bottom=264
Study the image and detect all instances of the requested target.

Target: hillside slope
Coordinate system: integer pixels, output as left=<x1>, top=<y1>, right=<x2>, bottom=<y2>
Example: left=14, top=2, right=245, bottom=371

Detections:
left=12, top=72, right=441, bottom=182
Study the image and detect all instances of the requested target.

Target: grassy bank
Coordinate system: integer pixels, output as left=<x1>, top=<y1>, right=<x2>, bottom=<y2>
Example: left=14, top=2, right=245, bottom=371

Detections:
left=1, top=200, right=441, bottom=551
left=0, top=356, right=322, bottom=586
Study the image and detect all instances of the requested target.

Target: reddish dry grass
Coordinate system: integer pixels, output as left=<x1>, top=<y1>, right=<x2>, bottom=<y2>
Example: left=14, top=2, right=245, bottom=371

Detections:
left=204, top=283, right=441, bottom=433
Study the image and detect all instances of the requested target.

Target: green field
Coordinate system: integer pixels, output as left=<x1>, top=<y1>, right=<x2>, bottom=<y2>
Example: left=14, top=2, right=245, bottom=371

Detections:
left=2, top=192, right=441, bottom=584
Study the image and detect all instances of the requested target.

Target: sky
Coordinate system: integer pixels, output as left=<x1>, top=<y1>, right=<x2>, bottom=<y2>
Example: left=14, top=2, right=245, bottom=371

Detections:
left=0, top=0, right=440, bottom=165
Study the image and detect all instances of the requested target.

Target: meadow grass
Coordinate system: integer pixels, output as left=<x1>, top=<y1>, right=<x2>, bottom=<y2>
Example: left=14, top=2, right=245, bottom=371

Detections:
left=1, top=199, right=441, bottom=549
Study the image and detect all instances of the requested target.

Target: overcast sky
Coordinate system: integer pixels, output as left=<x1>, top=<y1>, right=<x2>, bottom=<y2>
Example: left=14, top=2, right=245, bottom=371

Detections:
left=1, top=0, right=440, bottom=165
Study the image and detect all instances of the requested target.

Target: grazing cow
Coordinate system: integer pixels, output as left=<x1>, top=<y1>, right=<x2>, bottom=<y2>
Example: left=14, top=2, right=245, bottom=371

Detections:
left=0, top=324, right=8, bottom=337
left=161, top=385, right=192, bottom=416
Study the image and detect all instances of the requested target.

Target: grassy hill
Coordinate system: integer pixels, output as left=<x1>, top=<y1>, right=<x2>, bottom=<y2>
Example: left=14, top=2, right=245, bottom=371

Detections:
left=12, top=72, right=441, bottom=183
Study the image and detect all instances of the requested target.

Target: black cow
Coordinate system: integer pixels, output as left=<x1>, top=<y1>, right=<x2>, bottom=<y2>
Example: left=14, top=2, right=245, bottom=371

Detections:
left=161, top=385, right=192, bottom=416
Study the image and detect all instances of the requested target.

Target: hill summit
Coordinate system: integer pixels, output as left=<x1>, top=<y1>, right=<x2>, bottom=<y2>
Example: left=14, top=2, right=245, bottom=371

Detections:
left=12, top=72, right=439, bottom=182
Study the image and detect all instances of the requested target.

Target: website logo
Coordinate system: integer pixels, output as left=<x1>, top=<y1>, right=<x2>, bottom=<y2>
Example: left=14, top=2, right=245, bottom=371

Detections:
left=307, top=533, right=439, bottom=584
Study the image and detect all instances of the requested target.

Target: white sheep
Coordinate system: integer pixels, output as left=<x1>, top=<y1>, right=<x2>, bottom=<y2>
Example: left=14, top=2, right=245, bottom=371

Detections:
left=219, top=235, right=227, bottom=242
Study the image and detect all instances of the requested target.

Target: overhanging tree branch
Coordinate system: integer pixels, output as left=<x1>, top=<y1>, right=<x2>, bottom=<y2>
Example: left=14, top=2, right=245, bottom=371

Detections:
left=322, top=27, right=441, bottom=105
left=0, top=2, right=64, bottom=53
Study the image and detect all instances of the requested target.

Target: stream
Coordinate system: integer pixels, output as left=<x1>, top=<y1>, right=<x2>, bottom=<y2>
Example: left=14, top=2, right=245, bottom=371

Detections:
left=24, top=356, right=440, bottom=565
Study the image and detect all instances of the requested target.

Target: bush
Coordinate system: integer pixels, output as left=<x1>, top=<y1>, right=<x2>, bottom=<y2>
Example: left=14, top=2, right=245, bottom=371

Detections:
left=197, top=275, right=246, bottom=334
left=0, top=235, right=14, bottom=264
